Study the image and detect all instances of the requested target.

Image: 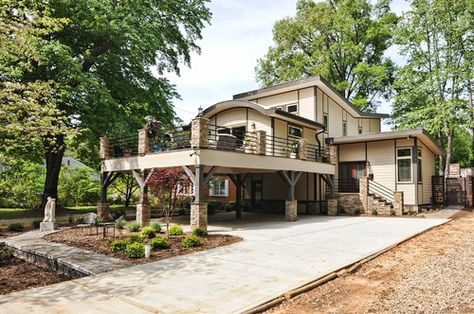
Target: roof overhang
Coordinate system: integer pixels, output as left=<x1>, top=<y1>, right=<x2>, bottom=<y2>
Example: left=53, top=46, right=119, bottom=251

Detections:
left=233, top=76, right=389, bottom=119
left=331, top=129, right=445, bottom=156
left=201, top=100, right=324, bottom=130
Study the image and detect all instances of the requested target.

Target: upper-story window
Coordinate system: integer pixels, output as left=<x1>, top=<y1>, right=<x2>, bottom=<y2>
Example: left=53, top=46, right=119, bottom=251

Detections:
left=342, top=121, right=347, bottom=136
left=358, top=125, right=363, bottom=134
left=288, top=125, right=302, bottom=138
left=323, top=113, right=329, bottom=133
left=287, top=104, right=298, bottom=113
left=397, top=148, right=412, bottom=182
left=418, top=148, right=422, bottom=183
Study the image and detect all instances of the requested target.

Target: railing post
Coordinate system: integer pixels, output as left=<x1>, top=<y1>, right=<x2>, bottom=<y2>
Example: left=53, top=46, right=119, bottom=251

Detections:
left=297, top=139, right=307, bottom=160
left=100, top=137, right=111, bottom=160
left=191, top=117, right=209, bottom=149
left=359, top=176, right=369, bottom=213
left=329, top=144, right=337, bottom=165
left=138, top=128, right=150, bottom=155
left=255, top=130, right=267, bottom=155
left=393, top=191, right=404, bottom=215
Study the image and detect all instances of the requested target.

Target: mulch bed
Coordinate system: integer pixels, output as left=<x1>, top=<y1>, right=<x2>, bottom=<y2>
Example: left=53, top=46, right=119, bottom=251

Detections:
left=0, top=257, right=71, bottom=295
left=44, top=227, right=242, bottom=265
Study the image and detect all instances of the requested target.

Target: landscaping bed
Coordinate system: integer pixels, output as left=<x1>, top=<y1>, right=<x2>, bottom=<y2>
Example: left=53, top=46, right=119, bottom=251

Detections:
left=44, top=226, right=242, bottom=265
left=0, top=249, right=71, bottom=295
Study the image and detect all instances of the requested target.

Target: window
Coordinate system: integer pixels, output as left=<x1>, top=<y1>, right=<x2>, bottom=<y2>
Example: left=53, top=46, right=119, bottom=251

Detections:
left=209, top=179, right=228, bottom=197
left=397, top=148, right=412, bottom=182
left=323, top=113, right=329, bottom=132
left=342, top=121, right=347, bottom=136
left=358, top=125, right=362, bottom=134
left=288, top=125, right=302, bottom=138
left=418, top=148, right=422, bottom=182
left=287, top=104, right=298, bottom=113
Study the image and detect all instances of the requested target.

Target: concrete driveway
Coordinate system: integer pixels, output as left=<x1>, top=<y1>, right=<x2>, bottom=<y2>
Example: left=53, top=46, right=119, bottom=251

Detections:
left=0, top=214, right=448, bottom=313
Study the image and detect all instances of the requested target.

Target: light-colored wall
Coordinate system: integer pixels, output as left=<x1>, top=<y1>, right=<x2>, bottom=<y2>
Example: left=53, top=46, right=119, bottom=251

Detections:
left=339, top=143, right=365, bottom=162
left=298, top=88, right=315, bottom=120
left=420, top=142, right=436, bottom=204
left=253, top=91, right=298, bottom=108
left=367, top=140, right=396, bottom=190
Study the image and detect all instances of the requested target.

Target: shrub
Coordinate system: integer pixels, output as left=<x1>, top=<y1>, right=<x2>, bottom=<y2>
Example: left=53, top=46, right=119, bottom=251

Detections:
left=110, top=239, right=127, bottom=252
left=32, top=220, right=41, bottom=229
left=371, top=209, right=378, bottom=216
left=408, top=210, right=416, bottom=216
left=150, top=222, right=162, bottom=233
left=168, top=224, right=184, bottom=236
left=127, top=222, right=140, bottom=232
left=353, top=209, right=360, bottom=215
left=127, top=235, right=144, bottom=244
left=181, top=235, right=202, bottom=248
left=224, top=201, right=236, bottom=212
left=208, top=200, right=224, bottom=214
left=0, top=242, right=13, bottom=261
left=150, top=237, right=170, bottom=250
left=141, top=227, right=156, bottom=239
left=126, top=242, right=145, bottom=258
left=8, top=223, right=25, bottom=232
left=192, top=227, right=208, bottom=237
left=389, top=209, right=396, bottom=216
left=115, top=218, right=126, bottom=229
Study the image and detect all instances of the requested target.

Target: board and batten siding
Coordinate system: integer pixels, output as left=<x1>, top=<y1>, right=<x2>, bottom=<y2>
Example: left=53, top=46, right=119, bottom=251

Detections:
left=420, top=142, right=435, bottom=204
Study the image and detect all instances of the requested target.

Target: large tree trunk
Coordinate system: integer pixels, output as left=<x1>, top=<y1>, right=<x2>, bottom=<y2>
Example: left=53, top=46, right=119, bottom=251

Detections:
left=437, top=128, right=444, bottom=175
left=443, top=127, right=453, bottom=178
left=468, top=81, right=474, bottom=166
left=41, top=135, right=65, bottom=210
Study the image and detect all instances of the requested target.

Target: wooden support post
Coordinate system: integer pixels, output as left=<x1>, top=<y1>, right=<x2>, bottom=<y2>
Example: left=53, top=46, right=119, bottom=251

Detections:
left=97, top=171, right=120, bottom=219
left=229, top=173, right=249, bottom=219
left=278, top=170, right=302, bottom=221
left=132, top=169, right=154, bottom=225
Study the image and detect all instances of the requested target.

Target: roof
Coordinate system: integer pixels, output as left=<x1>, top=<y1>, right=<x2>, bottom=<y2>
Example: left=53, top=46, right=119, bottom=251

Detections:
left=330, top=129, right=445, bottom=156
left=233, top=76, right=389, bottom=119
left=201, top=100, right=325, bottom=130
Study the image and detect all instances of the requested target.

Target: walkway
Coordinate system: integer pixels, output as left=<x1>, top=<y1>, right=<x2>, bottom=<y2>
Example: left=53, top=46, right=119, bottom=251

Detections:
left=4, top=229, right=131, bottom=277
left=424, top=205, right=463, bottom=219
left=0, top=215, right=448, bottom=313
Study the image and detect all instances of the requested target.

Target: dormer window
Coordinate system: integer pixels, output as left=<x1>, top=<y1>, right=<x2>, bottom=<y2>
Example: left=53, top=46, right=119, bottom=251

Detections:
left=287, top=104, right=298, bottom=113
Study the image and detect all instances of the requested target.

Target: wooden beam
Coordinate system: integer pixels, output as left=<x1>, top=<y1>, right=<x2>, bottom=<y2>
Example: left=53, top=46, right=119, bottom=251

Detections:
left=182, top=166, right=196, bottom=185
left=203, top=166, right=219, bottom=185
left=132, top=170, right=145, bottom=190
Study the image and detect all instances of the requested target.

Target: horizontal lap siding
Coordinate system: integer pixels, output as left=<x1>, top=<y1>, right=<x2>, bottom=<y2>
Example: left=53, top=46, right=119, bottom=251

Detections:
left=298, top=88, right=315, bottom=121
left=339, top=143, right=365, bottom=162
left=367, top=141, right=395, bottom=190
left=255, top=91, right=298, bottom=108
left=421, top=143, right=435, bottom=204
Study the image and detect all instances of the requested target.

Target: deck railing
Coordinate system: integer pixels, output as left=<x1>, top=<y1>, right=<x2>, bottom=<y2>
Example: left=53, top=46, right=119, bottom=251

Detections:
left=109, top=135, right=139, bottom=158
left=148, top=129, right=191, bottom=153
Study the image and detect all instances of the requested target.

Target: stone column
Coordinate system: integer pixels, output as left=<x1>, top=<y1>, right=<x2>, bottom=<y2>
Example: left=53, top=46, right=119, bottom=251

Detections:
left=136, top=186, right=151, bottom=226
left=393, top=191, right=404, bottom=215
left=100, top=137, right=111, bottom=160
left=297, top=139, right=307, bottom=160
left=359, top=176, right=369, bottom=213
left=285, top=200, right=297, bottom=221
left=255, top=130, right=267, bottom=155
left=191, top=202, right=208, bottom=230
left=138, top=128, right=150, bottom=155
left=328, top=199, right=338, bottom=216
left=329, top=144, right=338, bottom=165
left=191, top=117, right=209, bottom=149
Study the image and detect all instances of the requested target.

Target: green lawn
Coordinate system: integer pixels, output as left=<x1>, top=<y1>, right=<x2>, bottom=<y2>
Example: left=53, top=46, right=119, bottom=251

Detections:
left=0, top=205, right=136, bottom=220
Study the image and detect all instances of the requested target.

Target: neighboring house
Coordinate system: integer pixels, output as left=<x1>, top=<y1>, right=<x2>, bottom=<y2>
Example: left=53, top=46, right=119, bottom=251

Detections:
left=100, top=76, right=445, bottom=229
left=62, top=157, right=89, bottom=169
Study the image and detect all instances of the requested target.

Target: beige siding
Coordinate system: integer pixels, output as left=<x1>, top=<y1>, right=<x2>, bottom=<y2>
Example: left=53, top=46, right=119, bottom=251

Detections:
left=316, top=87, right=323, bottom=124
left=213, top=108, right=246, bottom=128
left=339, top=143, right=366, bottom=162
left=361, top=119, right=370, bottom=133
left=303, top=128, right=317, bottom=145
left=367, top=140, right=395, bottom=190
left=254, top=91, right=297, bottom=108
left=247, top=109, right=272, bottom=134
left=397, top=184, right=416, bottom=205
left=347, top=114, right=358, bottom=135
left=421, top=143, right=435, bottom=204
left=274, top=119, right=287, bottom=139
left=328, top=97, right=342, bottom=137
left=298, top=87, right=315, bottom=121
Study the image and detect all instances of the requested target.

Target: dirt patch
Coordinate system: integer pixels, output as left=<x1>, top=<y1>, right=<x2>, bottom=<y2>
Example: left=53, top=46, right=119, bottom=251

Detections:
left=265, top=209, right=474, bottom=314
left=0, top=257, right=71, bottom=295
left=44, top=227, right=242, bottom=265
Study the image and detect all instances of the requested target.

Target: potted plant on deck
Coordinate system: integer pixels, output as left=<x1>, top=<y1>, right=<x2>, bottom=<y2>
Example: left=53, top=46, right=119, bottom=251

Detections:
left=287, top=140, right=300, bottom=159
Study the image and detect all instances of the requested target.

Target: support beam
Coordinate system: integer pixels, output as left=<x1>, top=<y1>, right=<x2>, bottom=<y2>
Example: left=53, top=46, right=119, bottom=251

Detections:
left=277, top=170, right=303, bottom=221
left=97, top=171, right=120, bottom=219
left=228, top=173, right=249, bottom=219
left=131, top=169, right=151, bottom=225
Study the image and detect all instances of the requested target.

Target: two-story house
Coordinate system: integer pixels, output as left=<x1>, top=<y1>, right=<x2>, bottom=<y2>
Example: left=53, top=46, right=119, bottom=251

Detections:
left=99, top=76, right=444, bottom=230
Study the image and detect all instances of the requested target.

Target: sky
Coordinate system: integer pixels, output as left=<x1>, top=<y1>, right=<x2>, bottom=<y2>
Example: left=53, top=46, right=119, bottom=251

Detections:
left=166, top=0, right=412, bottom=131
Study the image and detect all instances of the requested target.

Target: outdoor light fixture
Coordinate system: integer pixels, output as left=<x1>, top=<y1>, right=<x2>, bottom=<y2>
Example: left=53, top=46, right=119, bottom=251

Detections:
left=198, top=106, right=203, bottom=117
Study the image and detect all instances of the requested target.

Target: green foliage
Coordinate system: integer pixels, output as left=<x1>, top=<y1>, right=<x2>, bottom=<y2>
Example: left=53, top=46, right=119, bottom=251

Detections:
left=371, top=209, right=378, bottom=216
left=127, top=223, right=141, bottom=232
left=150, top=222, right=162, bottom=233
left=126, top=242, right=145, bottom=259
left=168, top=224, right=184, bottom=236
left=181, top=235, right=202, bottom=248
left=389, top=209, right=396, bottom=216
left=58, top=166, right=100, bottom=207
left=109, top=239, right=127, bottom=253
left=192, top=227, right=208, bottom=237
left=224, top=201, right=236, bottom=212
left=0, top=242, right=14, bottom=261
left=127, top=235, right=144, bottom=244
left=207, top=200, right=225, bottom=214
left=115, top=218, right=126, bottom=229
left=141, top=227, right=156, bottom=239
left=256, top=0, right=397, bottom=111
left=7, top=223, right=25, bottom=232
left=0, top=161, right=45, bottom=209
left=407, top=210, right=416, bottom=216
left=150, top=237, right=170, bottom=250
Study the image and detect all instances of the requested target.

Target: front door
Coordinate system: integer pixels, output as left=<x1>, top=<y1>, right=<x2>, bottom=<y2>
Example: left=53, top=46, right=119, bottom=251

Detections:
left=338, top=162, right=365, bottom=192
left=251, top=179, right=263, bottom=209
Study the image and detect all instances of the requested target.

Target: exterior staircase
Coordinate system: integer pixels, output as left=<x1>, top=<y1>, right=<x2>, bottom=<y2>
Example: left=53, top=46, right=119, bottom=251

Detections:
left=368, top=193, right=394, bottom=215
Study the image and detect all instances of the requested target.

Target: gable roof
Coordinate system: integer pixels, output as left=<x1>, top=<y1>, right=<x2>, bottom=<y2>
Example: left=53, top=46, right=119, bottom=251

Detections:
left=233, top=76, right=389, bottom=119
left=201, top=100, right=325, bottom=130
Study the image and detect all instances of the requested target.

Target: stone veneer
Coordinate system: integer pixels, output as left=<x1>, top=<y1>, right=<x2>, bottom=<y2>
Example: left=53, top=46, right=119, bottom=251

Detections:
left=297, top=139, right=307, bottom=160
left=255, top=130, right=267, bottom=155
left=327, top=199, right=338, bottom=215
left=191, top=202, right=208, bottom=230
left=99, top=137, right=111, bottom=160
left=138, top=128, right=150, bottom=155
left=191, top=118, right=209, bottom=149
left=136, top=202, right=151, bottom=226
left=335, top=193, right=364, bottom=214
left=393, top=191, right=404, bottom=215
left=285, top=200, right=297, bottom=221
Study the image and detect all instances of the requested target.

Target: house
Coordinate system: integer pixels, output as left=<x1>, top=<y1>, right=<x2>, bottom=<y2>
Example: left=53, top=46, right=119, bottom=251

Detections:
left=98, top=76, right=444, bottom=230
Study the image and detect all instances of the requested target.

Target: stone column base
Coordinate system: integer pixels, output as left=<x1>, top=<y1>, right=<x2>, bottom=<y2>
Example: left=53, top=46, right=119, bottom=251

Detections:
left=285, top=200, right=297, bottom=221
left=328, top=199, right=338, bottom=216
left=40, top=221, right=57, bottom=232
left=136, top=202, right=151, bottom=226
left=97, top=201, right=110, bottom=219
left=191, top=202, right=208, bottom=230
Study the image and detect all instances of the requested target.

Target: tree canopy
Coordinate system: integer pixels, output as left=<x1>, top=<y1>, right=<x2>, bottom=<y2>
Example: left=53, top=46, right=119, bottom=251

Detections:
left=256, top=0, right=397, bottom=111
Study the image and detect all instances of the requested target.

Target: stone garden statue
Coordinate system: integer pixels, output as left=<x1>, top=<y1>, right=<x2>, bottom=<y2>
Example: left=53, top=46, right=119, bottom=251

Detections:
left=40, top=197, right=58, bottom=231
